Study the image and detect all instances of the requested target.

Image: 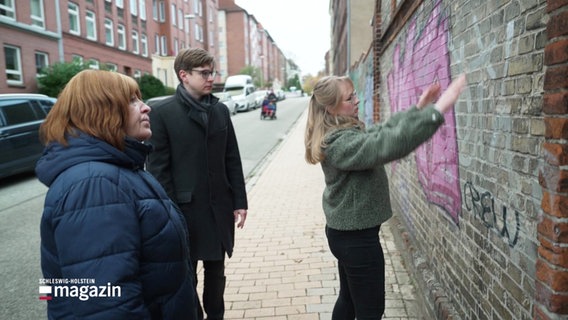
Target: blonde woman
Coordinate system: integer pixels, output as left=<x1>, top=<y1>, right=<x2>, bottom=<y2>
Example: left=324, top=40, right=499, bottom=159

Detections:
left=36, top=70, right=197, bottom=319
left=305, top=74, right=466, bottom=319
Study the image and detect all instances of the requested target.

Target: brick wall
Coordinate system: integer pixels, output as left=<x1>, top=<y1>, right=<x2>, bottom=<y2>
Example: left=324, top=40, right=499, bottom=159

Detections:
left=373, top=0, right=558, bottom=318
left=535, top=1, right=568, bottom=319
left=224, top=10, right=247, bottom=76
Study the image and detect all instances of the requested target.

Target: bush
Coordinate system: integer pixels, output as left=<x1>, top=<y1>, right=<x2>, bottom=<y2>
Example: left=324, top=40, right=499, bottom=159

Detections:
left=138, top=74, right=166, bottom=101
left=165, top=86, right=176, bottom=95
left=37, top=62, right=168, bottom=101
left=37, top=62, right=88, bottom=98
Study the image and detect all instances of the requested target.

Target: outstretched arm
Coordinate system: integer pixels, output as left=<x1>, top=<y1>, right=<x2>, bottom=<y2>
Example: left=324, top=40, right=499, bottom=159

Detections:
left=435, top=74, right=467, bottom=113
left=417, top=83, right=441, bottom=109
left=417, top=74, right=467, bottom=113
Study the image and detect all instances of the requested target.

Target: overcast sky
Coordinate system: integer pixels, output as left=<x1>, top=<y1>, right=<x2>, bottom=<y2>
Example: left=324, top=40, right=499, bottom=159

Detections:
left=234, top=0, right=331, bottom=76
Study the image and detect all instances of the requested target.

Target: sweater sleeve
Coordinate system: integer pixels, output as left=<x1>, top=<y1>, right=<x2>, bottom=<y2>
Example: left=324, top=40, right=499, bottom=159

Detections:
left=324, top=104, right=444, bottom=171
left=49, top=170, right=150, bottom=319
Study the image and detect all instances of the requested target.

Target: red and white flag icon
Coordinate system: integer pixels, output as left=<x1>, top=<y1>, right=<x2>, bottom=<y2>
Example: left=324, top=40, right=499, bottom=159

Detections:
left=39, top=286, right=52, bottom=301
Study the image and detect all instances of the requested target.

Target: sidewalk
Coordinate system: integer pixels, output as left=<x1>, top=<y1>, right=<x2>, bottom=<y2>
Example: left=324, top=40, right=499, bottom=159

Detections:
left=198, top=110, right=422, bottom=319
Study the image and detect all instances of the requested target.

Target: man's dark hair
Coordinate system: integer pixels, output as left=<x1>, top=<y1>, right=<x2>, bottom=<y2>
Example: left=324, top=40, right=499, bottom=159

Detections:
left=174, top=48, right=215, bottom=83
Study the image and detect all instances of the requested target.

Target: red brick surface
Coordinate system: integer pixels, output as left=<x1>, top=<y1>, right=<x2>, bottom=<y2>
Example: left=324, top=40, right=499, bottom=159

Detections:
left=539, top=3, right=568, bottom=315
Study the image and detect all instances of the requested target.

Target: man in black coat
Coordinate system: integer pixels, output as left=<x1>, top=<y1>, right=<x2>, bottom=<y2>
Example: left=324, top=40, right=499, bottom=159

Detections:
left=147, top=48, right=248, bottom=320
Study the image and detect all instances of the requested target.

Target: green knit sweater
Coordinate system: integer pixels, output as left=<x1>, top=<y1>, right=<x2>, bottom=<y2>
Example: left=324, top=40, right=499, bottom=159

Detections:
left=321, top=105, right=444, bottom=230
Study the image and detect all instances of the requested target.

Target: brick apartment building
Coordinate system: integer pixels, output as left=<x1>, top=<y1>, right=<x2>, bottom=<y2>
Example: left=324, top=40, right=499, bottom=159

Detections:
left=0, top=0, right=288, bottom=95
left=218, top=0, right=287, bottom=89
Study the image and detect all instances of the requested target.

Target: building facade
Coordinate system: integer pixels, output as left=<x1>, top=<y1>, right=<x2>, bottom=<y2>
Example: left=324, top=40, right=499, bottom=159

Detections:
left=219, top=0, right=287, bottom=88
left=329, top=0, right=374, bottom=76
left=1, top=0, right=287, bottom=94
left=0, top=0, right=61, bottom=93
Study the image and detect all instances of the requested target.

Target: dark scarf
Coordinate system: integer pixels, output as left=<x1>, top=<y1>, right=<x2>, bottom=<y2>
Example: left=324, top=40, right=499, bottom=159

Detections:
left=176, top=84, right=215, bottom=128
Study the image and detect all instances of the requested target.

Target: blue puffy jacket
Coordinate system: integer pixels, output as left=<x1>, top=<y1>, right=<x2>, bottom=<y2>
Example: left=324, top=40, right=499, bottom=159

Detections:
left=36, top=132, right=198, bottom=319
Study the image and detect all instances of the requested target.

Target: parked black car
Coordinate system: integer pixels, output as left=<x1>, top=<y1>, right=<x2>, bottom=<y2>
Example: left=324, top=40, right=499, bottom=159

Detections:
left=0, top=94, right=56, bottom=179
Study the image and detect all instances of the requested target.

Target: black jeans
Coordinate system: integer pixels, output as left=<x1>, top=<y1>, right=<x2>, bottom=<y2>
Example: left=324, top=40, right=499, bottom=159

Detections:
left=326, top=225, right=385, bottom=320
left=191, top=259, right=226, bottom=320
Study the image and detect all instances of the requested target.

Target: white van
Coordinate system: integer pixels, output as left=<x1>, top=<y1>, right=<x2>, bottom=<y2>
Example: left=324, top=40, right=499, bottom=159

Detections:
left=224, top=75, right=257, bottom=112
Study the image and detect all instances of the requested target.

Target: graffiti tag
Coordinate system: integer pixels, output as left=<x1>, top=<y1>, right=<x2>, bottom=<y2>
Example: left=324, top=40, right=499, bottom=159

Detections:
left=463, top=181, right=520, bottom=247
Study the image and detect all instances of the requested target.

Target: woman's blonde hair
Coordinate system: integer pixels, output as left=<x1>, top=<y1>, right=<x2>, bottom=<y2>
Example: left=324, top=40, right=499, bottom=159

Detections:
left=40, top=69, right=141, bottom=150
left=304, top=76, right=361, bottom=164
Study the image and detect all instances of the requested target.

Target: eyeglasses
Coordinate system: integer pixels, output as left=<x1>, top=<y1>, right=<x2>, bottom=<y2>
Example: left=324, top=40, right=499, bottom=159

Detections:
left=345, top=90, right=357, bottom=104
left=191, top=69, right=219, bottom=80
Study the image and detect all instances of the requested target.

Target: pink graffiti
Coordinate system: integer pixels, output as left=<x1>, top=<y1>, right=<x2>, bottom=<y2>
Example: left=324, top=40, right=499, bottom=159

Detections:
left=387, top=2, right=461, bottom=224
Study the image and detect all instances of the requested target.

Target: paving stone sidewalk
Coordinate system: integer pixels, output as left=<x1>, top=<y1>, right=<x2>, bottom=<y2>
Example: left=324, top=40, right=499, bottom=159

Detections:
left=197, top=110, right=423, bottom=319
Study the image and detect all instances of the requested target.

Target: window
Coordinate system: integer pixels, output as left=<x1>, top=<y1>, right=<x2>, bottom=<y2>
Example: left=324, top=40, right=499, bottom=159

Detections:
left=115, top=0, right=123, bottom=8
left=194, top=0, right=201, bottom=16
left=132, top=30, right=139, bottom=54
left=104, top=0, right=112, bottom=13
left=171, top=4, right=176, bottom=26
left=152, top=0, right=157, bottom=20
left=104, top=19, right=114, bottom=46
left=105, top=63, right=118, bottom=72
left=1, top=101, right=41, bottom=126
left=141, top=34, right=148, bottom=57
left=158, top=1, right=165, bottom=22
left=194, top=24, right=204, bottom=43
left=86, top=11, right=97, bottom=40
left=117, top=24, right=126, bottom=50
left=209, top=30, right=213, bottom=47
left=160, top=35, right=167, bottom=56
left=174, top=38, right=178, bottom=55
left=4, top=45, right=22, bottom=85
left=178, top=9, right=183, bottom=30
left=30, top=0, right=45, bottom=28
left=68, top=2, right=80, bottom=35
left=35, top=51, right=49, bottom=74
left=88, top=59, right=99, bottom=70
left=35, top=98, right=55, bottom=115
left=154, top=33, right=159, bottom=54
left=139, top=0, right=146, bottom=20
left=130, top=0, right=137, bottom=16
left=134, top=70, right=141, bottom=79
left=0, top=0, right=15, bottom=19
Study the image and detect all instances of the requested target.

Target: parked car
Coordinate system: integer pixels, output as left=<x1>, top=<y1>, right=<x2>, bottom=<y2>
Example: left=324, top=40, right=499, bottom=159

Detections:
left=0, top=93, right=56, bottom=179
left=145, top=95, right=173, bottom=106
left=147, top=94, right=237, bottom=116
left=213, top=92, right=237, bottom=115
left=224, top=75, right=257, bottom=112
left=224, top=84, right=256, bottom=112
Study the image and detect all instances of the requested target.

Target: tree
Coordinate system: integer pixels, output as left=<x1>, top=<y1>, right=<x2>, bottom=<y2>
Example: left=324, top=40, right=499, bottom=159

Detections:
left=138, top=74, right=166, bottom=101
left=287, top=74, right=301, bottom=91
left=301, top=71, right=326, bottom=95
left=237, top=66, right=262, bottom=88
left=37, top=62, right=88, bottom=97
